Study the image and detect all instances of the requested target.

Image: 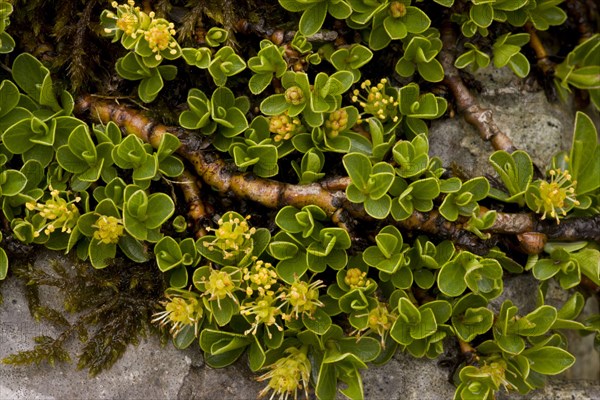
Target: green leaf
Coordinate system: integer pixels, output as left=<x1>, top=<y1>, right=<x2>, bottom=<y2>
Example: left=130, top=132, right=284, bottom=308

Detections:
left=302, top=307, right=332, bottom=335
left=173, top=325, right=196, bottom=350
left=572, top=248, right=600, bottom=286
left=417, top=60, right=444, bottom=82
left=12, top=53, right=61, bottom=111
left=437, top=260, right=467, bottom=296
left=138, top=69, right=164, bottom=103
left=496, top=333, right=525, bottom=355
left=403, top=6, right=431, bottom=33
left=522, top=346, right=575, bottom=375
left=0, top=80, right=20, bottom=118
left=532, top=259, right=561, bottom=280
left=570, top=112, right=600, bottom=194
left=470, top=3, right=493, bottom=28
left=248, top=337, right=266, bottom=372
left=383, top=16, right=408, bottom=40
left=249, top=73, right=273, bottom=95
left=0, top=248, right=7, bottom=280
left=343, top=152, right=371, bottom=191
left=210, top=296, right=237, bottom=327
left=0, top=170, right=27, bottom=196
left=89, top=240, right=117, bottom=269
left=200, top=329, right=251, bottom=355
left=364, top=195, right=392, bottom=219
left=507, top=52, right=530, bottom=78
left=299, top=4, right=327, bottom=36
left=260, top=94, right=288, bottom=115
left=146, top=193, right=175, bottom=229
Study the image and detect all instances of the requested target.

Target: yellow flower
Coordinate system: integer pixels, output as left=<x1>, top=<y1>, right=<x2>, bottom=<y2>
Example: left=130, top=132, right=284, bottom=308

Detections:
left=533, top=168, right=580, bottom=224
left=257, top=347, right=311, bottom=400
left=242, top=259, right=278, bottom=297
left=324, top=109, right=349, bottom=139
left=105, top=0, right=142, bottom=38
left=116, top=10, right=139, bottom=37
left=389, top=1, right=407, bottom=18
left=352, top=78, right=399, bottom=123
left=144, top=20, right=178, bottom=60
left=92, top=215, right=124, bottom=244
left=352, top=301, right=396, bottom=347
left=269, top=113, right=304, bottom=142
left=26, top=187, right=80, bottom=238
left=204, top=269, right=238, bottom=306
left=240, top=294, right=283, bottom=338
left=279, top=279, right=324, bottom=320
left=344, top=268, right=371, bottom=289
left=152, top=290, right=204, bottom=337
left=284, top=86, right=304, bottom=105
left=203, top=213, right=257, bottom=262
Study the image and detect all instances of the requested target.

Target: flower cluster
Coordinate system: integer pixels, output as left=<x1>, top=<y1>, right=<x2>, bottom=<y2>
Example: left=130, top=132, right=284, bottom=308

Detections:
left=203, top=268, right=239, bottom=307
left=324, top=109, right=349, bottom=138
left=104, top=0, right=143, bottom=38
left=144, top=20, right=178, bottom=59
left=284, top=86, right=305, bottom=105
left=203, top=213, right=257, bottom=261
left=389, top=1, right=407, bottom=18
left=152, top=289, right=204, bottom=337
left=92, top=215, right=124, bottom=244
left=257, top=347, right=311, bottom=400
left=479, top=359, right=514, bottom=391
left=240, top=294, right=283, bottom=337
left=533, top=168, right=580, bottom=224
left=102, top=0, right=179, bottom=61
left=351, top=78, right=399, bottom=123
left=367, top=302, right=395, bottom=338
left=279, top=279, right=325, bottom=321
left=269, top=112, right=304, bottom=142
left=25, top=188, right=80, bottom=237
left=242, top=258, right=278, bottom=297
left=353, top=301, right=396, bottom=346
left=344, top=268, right=371, bottom=289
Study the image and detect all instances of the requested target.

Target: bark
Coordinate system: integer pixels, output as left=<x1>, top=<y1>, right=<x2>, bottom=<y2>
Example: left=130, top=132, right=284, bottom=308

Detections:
left=74, top=96, right=600, bottom=256
left=525, top=23, right=555, bottom=76
left=439, top=21, right=517, bottom=154
left=174, top=169, right=210, bottom=237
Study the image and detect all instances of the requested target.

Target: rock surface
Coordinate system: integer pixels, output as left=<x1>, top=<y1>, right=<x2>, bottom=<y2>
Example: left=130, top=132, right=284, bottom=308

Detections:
left=1, top=65, right=599, bottom=399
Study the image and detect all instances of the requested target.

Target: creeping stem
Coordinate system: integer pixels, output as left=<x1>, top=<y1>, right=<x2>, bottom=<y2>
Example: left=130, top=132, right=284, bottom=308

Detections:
left=75, top=95, right=345, bottom=216
left=524, top=23, right=555, bottom=75
left=439, top=20, right=517, bottom=154
left=74, top=96, right=600, bottom=255
left=174, top=169, right=210, bottom=237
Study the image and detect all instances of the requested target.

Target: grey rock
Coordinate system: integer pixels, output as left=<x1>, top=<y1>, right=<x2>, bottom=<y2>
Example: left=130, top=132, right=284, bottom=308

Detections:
left=0, top=255, right=194, bottom=400
left=1, top=65, right=599, bottom=400
left=428, top=66, right=575, bottom=179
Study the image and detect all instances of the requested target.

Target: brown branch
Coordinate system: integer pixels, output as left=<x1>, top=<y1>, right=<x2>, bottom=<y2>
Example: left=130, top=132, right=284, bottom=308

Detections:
left=73, top=96, right=599, bottom=255
left=491, top=212, right=600, bottom=242
left=439, top=20, right=517, bottom=154
left=319, top=176, right=352, bottom=192
left=174, top=169, right=210, bottom=237
left=524, top=23, right=556, bottom=75
left=396, top=209, right=496, bottom=255
left=75, top=96, right=346, bottom=218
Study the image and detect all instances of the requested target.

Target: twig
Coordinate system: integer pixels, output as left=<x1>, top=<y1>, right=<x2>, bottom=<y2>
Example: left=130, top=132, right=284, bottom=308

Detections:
left=439, top=20, right=517, bottom=154
left=75, top=96, right=346, bottom=217
left=174, top=169, right=210, bottom=237
left=319, top=176, right=352, bottom=192
left=458, top=339, right=479, bottom=366
left=524, top=23, right=555, bottom=75
left=73, top=96, right=600, bottom=255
